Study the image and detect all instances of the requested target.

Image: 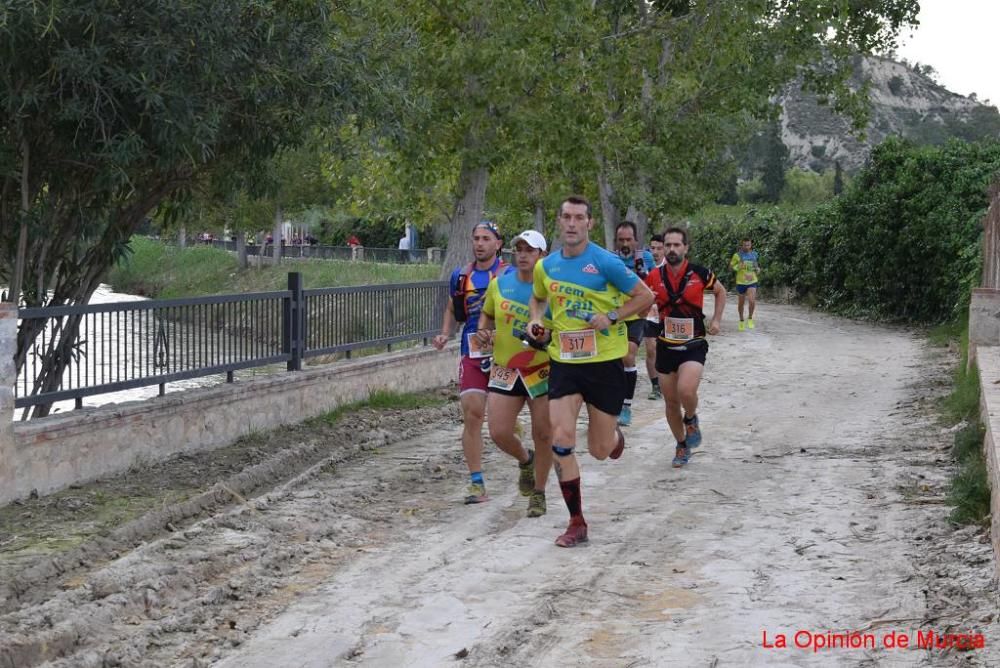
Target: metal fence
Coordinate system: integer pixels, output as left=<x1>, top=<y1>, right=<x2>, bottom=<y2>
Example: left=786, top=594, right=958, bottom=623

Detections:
left=201, top=239, right=514, bottom=265
left=15, top=274, right=449, bottom=412
left=982, top=181, right=1000, bottom=289
left=206, top=239, right=432, bottom=264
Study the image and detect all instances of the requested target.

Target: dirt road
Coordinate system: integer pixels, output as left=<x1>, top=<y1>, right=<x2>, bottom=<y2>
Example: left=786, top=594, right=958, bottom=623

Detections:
left=1, top=302, right=997, bottom=667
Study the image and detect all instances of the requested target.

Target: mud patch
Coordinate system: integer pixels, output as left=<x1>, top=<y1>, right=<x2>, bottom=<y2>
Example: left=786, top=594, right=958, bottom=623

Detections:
left=0, top=388, right=456, bottom=610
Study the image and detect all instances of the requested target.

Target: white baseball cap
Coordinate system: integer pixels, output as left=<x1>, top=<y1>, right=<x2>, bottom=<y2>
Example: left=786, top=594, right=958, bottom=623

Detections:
left=511, top=230, right=547, bottom=252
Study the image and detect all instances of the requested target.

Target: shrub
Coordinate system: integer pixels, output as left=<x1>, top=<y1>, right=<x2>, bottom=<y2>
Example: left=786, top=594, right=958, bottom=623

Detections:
left=689, top=137, right=1000, bottom=323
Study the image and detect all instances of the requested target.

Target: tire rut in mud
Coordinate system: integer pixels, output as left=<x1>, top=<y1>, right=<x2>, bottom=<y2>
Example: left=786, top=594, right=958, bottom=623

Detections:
left=0, top=397, right=468, bottom=668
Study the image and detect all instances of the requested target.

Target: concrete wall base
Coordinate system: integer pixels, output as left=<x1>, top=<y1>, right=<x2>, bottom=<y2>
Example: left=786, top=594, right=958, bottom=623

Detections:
left=975, top=346, right=1000, bottom=577
left=2, top=344, right=458, bottom=506
left=969, top=288, right=1000, bottom=367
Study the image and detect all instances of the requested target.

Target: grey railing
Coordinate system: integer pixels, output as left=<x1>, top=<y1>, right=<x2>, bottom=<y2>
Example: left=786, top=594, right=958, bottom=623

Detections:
left=16, top=274, right=449, bottom=412
left=206, top=240, right=434, bottom=264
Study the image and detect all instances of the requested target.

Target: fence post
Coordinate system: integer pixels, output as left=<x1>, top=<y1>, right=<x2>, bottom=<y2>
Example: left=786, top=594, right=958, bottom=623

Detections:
left=0, top=304, right=16, bottom=490
left=284, top=272, right=304, bottom=371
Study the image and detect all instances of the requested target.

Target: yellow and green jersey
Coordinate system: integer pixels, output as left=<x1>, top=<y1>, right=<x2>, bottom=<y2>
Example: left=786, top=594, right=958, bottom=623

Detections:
left=481, top=273, right=550, bottom=370
left=532, top=242, right=639, bottom=364
left=730, top=250, right=760, bottom=286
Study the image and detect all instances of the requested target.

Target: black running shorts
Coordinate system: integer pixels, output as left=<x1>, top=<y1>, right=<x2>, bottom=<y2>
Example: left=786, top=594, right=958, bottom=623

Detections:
left=548, top=359, right=626, bottom=416
left=655, top=338, right=708, bottom=375
left=643, top=320, right=662, bottom=339
left=488, top=375, right=533, bottom=398
left=626, top=319, right=645, bottom=345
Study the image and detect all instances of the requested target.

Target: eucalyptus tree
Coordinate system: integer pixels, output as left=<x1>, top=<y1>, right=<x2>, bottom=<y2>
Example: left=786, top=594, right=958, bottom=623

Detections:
left=352, top=0, right=600, bottom=275
left=350, top=1, right=917, bottom=259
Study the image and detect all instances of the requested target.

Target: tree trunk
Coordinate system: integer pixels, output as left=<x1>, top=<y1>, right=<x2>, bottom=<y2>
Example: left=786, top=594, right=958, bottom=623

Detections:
left=533, top=201, right=545, bottom=234
left=596, top=158, right=619, bottom=249
left=178, top=226, right=187, bottom=249
left=624, top=204, right=649, bottom=245
left=273, top=204, right=283, bottom=265
left=439, top=163, right=489, bottom=278
left=9, top=140, right=30, bottom=305
left=236, top=232, right=248, bottom=269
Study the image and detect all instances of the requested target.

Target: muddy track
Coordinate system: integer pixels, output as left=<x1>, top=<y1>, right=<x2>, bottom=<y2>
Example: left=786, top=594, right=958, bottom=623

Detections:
left=1, top=302, right=999, bottom=667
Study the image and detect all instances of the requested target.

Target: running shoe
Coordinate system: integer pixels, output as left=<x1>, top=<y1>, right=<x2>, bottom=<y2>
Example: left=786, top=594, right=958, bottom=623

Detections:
left=464, top=482, right=488, bottom=504
left=648, top=386, right=662, bottom=401
left=738, top=320, right=746, bottom=332
left=617, top=405, right=632, bottom=426
left=748, top=318, right=755, bottom=329
left=526, top=490, right=546, bottom=518
left=672, top=445, right=689, bottom=468
left=610, top=426, right=626, bottom=460
left=555, top=520, right=588, bottom=547
left=685, top=414, right=702, bottom=448
left=518, top=450, right=535, bottom=497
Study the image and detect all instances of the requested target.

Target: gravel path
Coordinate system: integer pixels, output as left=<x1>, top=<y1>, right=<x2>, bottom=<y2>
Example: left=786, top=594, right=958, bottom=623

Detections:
left=1, top=302, right=997, bottom=667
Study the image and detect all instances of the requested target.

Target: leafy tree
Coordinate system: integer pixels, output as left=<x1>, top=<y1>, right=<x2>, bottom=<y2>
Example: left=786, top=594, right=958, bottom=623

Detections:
left=762, top=120, right=790, bottom=203
left=690, top=138, right=1000, bottom=323
left=535, top=1, right=919, bottom=245
left=1, top=1, right=361, bottom=415
left=343, top=1, right=918, bottom=257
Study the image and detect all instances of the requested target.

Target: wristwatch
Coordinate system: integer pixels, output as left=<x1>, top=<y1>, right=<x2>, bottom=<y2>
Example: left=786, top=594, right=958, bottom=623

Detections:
left=606, top=310, right=619, bottom=324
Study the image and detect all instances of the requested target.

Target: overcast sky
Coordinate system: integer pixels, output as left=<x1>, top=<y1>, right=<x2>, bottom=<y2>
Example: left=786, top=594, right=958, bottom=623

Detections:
left=895, top=1, right=1000, bottom=107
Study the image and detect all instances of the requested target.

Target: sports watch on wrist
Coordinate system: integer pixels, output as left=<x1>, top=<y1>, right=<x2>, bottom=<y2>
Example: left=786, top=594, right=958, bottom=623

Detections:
left=606, top=310, right=619, bottom=324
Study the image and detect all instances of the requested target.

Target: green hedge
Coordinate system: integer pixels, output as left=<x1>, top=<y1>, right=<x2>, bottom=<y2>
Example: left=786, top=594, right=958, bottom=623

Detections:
left=687, top=138, right=1000, bottom=323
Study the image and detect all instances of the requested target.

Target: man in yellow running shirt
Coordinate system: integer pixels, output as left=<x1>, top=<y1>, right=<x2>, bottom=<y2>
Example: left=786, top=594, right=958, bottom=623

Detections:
left=527, top=195, right=653, bottom=548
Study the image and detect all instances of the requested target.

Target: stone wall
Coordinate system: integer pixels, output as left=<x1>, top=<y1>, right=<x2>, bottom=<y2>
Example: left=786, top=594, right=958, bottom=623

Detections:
left=0, top=343, right=458, bottom=506
left=975, top=347, right=1000, bottom=576
left=969, top=289, right=1000, bottom=367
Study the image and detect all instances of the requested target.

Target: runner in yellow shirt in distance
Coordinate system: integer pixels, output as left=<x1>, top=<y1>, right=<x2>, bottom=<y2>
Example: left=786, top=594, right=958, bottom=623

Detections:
left=729, top=237, right=760, bottom=331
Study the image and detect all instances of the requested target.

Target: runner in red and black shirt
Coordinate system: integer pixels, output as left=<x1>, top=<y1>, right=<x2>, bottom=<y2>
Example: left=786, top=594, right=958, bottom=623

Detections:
left=644, top=227, right=726, bottom=468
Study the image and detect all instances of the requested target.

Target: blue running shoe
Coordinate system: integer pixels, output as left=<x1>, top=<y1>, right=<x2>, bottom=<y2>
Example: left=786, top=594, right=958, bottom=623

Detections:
left=672, top=445, right=689, bottom=468
left=684, top=414, right=702, bottom=449
left=617, top=405, right=632, bottom=427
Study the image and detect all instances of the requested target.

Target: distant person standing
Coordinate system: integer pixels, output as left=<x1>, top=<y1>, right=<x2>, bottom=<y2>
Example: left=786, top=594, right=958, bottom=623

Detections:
left=398, top=230, right=412, bottom=263
left=346, top=233, right=361, bottom=248
left=406, top=221, right=420, bottom=262
left=432, top=222, right=508, bottom=504
left=730, top=238, right=760, bottom=331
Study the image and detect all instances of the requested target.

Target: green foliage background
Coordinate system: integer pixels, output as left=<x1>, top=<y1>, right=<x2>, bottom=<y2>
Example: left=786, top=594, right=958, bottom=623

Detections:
left=687, top=138, right=1000, bottom=323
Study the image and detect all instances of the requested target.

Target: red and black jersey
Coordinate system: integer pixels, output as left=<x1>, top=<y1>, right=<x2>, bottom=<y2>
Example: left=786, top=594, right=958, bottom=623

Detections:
left=644, top=260, right=716, bottom=343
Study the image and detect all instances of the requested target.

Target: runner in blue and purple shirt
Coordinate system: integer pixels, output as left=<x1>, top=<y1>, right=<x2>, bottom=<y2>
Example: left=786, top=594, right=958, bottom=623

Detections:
left=432, top=222, right=509, bottom=504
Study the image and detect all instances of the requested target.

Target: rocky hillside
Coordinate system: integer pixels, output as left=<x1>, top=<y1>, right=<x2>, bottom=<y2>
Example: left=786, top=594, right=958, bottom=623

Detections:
left=780, top=55, right=1000, bottom=173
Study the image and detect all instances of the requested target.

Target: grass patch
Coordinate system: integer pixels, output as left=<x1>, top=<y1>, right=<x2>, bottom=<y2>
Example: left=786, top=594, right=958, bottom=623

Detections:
left=313, top=389, right=447, bottom=427
left=928, top=320, right=964, bottom=348
left=108, top=237, right=440, bottom=298
left=931, top=320, right=979, bottom=423
left=949, top=423, right=991, bottom=525
left=935, top=319, right=991, bottom=526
